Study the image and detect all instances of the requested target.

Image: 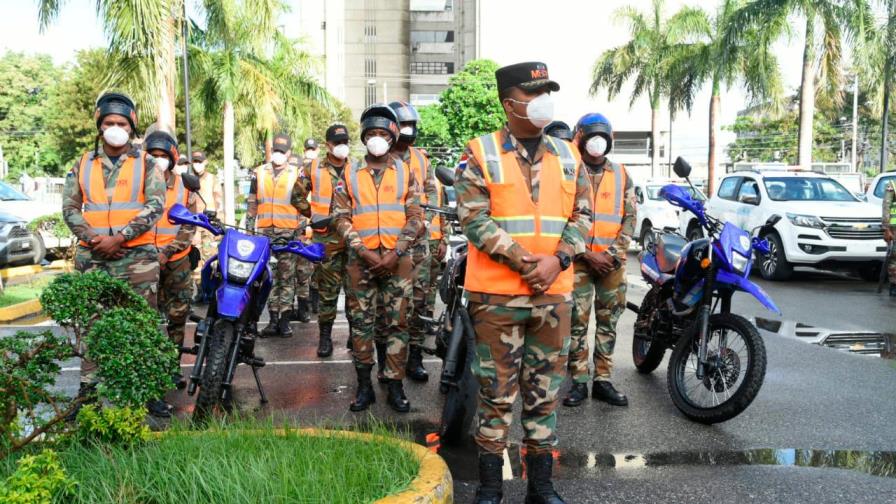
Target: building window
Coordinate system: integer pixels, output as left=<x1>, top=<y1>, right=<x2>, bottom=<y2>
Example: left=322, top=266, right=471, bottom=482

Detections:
left=366, top=85, right=376, bottom=108
left=365, top=58, right=376, bottom=78
left=410, top=30, right=454, bottom=44
left=410, top=61, right=455, bottom=74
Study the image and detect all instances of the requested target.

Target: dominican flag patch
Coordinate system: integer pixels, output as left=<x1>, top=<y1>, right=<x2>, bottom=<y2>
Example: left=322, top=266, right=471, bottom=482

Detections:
left=457, top=153, right=468, bottom=172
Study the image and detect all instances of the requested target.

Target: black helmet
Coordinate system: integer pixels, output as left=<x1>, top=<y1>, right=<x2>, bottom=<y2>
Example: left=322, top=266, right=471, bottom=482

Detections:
left=544, top=121, right=573, bottom=141
left=360, top=103, right=400, bottom=143
left=388, top=101, right=420, bottom=144
left=95, top=92, right=137, bottom=131
left=143, top=123, right=179, bottom=163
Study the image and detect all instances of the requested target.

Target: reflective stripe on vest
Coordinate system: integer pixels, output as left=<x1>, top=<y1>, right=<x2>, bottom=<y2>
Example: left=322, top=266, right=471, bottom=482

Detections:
left=347, top=159, right=410, bottom=250
left=309, top=159, right=333, bottom=225
left=256, top=165, right=300, bottom=229
left=589, top=162, right=626, bottom=252
left=463, top=132, right=579, bottom=296
left=154, top=174, right=191, bottom=262
left=430, top=179, right=444, bottom=240
left=408, top=147, right=428, bottom=205
left=77, top=151, right=154, bottom=247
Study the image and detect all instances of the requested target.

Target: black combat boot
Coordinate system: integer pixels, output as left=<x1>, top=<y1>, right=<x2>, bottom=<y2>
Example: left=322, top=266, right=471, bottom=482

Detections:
left=405, top=345, right=429, bottom=382
left=350, top=365, right=376, bottom=411
left=310, top=288, right=320, bottom=314
left=376, top=341, right=389, bottom=384
left=524, top=452, right=565, bottom=504
left=562, top=382, right=588, bottom=407
left=317, top=321, right=334, bottom=357
left=295, top=298, right=311, bottom=323
left=260, top=311, right=280, bottom=338
left=592, top=380, right=628, bottom=406
left=474, top=453, right=504, bottom=503
left=277, top=311, right=294, bottom=337
left=386, top=379, right=410, bottom=413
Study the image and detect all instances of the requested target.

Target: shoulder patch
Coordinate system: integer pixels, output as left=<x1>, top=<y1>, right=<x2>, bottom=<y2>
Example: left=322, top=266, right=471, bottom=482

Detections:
left=457, top=153, right=468, bottom=171
left=335, top=180, right=346, bottom=193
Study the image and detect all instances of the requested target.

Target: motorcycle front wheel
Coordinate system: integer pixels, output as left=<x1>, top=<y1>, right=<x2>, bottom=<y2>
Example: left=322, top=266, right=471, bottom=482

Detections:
left=667, top=313, right=766, bottom=424
left=439, top=332, right=478, bottom=446
left=194, top=320, right=235, bottom=421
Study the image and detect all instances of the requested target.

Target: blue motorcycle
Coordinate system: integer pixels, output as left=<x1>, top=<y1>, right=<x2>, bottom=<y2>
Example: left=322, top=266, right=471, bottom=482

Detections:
left=167, top=203, right=326, bottom=418
left=631, top=158, right=780, bottom=424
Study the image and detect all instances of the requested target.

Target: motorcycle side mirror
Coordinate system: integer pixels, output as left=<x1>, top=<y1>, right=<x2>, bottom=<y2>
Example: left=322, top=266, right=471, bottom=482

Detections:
left=673, top=157, right=692, bottom=179
left=765, top=214, right=782, bottom=227
left=435, top=166, right=455, bottom=186
left=181, top=172, right=201, bottom=192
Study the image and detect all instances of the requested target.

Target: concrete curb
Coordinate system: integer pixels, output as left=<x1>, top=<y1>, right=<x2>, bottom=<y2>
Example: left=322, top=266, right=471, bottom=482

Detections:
left=0, top=298, right=42, bottom=322
left=0, top=264, right=42, bottom=281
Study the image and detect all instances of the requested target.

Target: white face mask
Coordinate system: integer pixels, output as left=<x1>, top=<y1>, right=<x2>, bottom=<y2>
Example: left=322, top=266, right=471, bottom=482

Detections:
left=400, top=126, right=415, bottom=136
left=271, top=152, right=288, bottom=166
left=585, top=135, right=609, bottom=157
left=173, top=165, right=187, bottom=176
left=152, top=157, right=171, bottom=171
left=331, top=144, right=350, bottom=160
left=194, top=162, right=206, bottom=174
left=102, top=126, right=130, bottom=147
left=365, top=136, right=391, bottom=157
left=305, top=150, right=318, bottom=160
left=509, top=93, right=554, bottom=129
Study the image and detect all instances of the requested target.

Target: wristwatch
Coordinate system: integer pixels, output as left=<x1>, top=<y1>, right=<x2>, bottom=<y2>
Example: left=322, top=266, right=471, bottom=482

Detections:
left=554, top=251, right=572, bottom=271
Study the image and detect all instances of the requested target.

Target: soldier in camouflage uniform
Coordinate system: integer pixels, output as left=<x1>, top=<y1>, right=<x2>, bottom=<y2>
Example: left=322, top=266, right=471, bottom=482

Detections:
left=562, top=113, right=636, bottom=409
left=246, top=134, right=311, bottom=337
left=308, top=124, right=353, bottom=357
left=883, top=179, right=896, bottom=296
left=288, top=153, right=314, bottom=323
left=62, top=92, right=166, bottom=410
left=456, top=63, right=591, bottom=504
left=423, top=176, right=450, bottom=329
left=332, top=104, right=424, bottom=413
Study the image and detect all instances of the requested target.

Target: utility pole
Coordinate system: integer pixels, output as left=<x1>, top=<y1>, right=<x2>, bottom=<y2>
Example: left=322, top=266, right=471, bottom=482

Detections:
left=668, top=108, right=673, bottom=177
left=181, top=0, right=193, bottom=169
left=882, top=0, right=895, bottom=174
left=852, top=74, right=859, bottom=172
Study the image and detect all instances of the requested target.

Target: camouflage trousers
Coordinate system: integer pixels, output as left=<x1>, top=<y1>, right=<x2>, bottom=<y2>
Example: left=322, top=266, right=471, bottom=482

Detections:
left=260, top=227, right=297, bottom=313
left=424, top=240, right=445, bottom=312
left=159, top=254, right=193, bottom=347
left=293, top=237, right=314, bottom=301
left=568, top=261, right=627, bottom=384
left=406, top=240, right=431, bottom=347
left=315, top=246, right=348, bottom=324
left=75, top=244, right=161, bottom=383
left=192, top=228, right=219, bottom=296
left=470, top=300, right=571, bottom=455
left=346, top=247, right=413, bottom=380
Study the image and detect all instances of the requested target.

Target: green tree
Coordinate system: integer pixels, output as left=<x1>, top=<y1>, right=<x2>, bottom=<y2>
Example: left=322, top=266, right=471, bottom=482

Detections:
left=670, top=0, right=785, bottom=194
left=436, top=59, right=505, bottom=149
left=591, top=0, right=708, bottom=177
left=726, top=111, right=845, bottom=164
left=0, top=52, right=63, bottom=180
left=416, top=104, right=452, bottom=159
left=725, top=0, right=874, bottom=168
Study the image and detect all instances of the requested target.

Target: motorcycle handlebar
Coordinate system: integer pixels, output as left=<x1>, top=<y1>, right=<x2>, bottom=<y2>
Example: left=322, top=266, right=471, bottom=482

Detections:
left=421, top=204, right=459, bottom=221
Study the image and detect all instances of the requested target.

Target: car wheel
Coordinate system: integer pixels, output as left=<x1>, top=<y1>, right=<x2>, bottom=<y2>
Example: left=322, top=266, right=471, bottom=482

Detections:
left=639, top=221, right=654, bottom=249
left=31, top=234, right=47, bottom=266
left=759, top=232, right=792, bottom=281
left=686, top=222, right=704, bottom=242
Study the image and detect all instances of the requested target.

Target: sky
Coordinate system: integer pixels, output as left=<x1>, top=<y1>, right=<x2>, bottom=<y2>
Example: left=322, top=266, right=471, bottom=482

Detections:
left=0, top=0, right=858, bottom=171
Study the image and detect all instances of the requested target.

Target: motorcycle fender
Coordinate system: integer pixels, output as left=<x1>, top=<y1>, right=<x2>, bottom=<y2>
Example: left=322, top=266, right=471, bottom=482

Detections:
left=715, top=270, right=781, bottom=315
left=216, top=283, right=251, bottom=319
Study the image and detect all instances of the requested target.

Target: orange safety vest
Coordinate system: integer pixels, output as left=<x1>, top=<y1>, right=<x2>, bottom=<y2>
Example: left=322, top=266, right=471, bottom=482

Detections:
left=154, top=174, right=192, bottom=262
left=309, top=158, right=352, bottom=226
left=407, top=147, right=429, bottom=205
left=429, top=179, right=444, bottom=241
left=346, top=159, right=411, bottom=250
left=588, top=162, right=627, bottom=253
left=464, top=133, right=579, bottom=296
left=77, top=151, right=154, bottom=248
left=255, top=164, right=300, bottom=229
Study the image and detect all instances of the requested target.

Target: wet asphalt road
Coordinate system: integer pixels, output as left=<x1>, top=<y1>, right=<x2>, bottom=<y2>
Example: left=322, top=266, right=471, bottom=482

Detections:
left=5, top=253, right=896, bottom=503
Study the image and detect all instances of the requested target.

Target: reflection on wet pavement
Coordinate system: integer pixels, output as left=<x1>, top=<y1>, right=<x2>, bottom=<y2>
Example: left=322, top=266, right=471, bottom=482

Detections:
left=754, top=317, right=895, bottom=359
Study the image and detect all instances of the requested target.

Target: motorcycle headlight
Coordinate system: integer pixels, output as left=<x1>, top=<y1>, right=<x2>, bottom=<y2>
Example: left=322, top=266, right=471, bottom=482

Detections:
left=731, top=251, right=750, bottom=274
left=786, top=213, right=824, bottom=229
left=227, top=258, right=255, bottom=283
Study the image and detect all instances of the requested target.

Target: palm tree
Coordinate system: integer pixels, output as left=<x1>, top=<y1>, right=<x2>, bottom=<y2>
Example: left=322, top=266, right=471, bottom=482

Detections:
left=669, top=0, right=786, bottom=194
left=38, top=0, right=180, bottom=128
left=725, top=0, right=874, bottom=169
left=189, top=0, right=332, bottom=224
left=591, top=0, right=708, bottom=177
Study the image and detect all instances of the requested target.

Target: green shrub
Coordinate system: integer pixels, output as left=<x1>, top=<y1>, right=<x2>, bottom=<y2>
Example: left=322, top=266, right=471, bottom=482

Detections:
left=0, top=449, right=76, bottom=503
left=27, top=213, right=69, bottom=239
left=76, top=405, right=149, bottom=446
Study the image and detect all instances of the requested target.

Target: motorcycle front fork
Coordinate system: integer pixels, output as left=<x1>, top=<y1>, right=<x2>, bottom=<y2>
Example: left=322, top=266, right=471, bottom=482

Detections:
left=695, top=272, right=729, bottom=380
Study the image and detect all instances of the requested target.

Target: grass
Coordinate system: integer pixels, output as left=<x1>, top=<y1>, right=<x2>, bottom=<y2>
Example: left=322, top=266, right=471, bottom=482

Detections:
left=0, top=275, right=54, bottom=308
left=3, top=418, right=420, bottom=504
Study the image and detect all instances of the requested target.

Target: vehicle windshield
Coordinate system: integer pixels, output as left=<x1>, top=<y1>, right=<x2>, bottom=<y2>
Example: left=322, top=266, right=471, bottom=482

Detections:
left=763, top=177, right=857, bottom=202
left=647, top=185, right=704, bottom=201
left=873, top=176, right=896, bottom=199
left=0, top=182, right=30, bottom=201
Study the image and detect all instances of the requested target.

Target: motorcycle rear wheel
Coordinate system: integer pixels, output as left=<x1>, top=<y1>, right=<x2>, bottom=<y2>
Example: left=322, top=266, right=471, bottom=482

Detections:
left=632, top=287, right=666, bottom=374
left=667, top=313, right=766, bottom=424
left=194, top=320, right=234, bottom=421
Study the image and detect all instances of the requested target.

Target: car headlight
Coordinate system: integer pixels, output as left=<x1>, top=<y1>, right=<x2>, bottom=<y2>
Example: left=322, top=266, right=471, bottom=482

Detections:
left=786, top=213, right=824, bottom=229
left=226, top=258, right=255, bottom=283
left=731, top=251, right=750, bottom=274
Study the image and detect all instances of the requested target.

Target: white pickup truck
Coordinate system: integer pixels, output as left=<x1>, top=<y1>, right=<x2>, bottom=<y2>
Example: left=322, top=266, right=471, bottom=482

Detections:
left=679, top=168, right=887, bottom=281
left=634, top=178, right=705, bottom=246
